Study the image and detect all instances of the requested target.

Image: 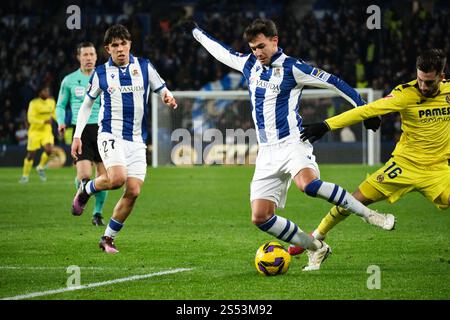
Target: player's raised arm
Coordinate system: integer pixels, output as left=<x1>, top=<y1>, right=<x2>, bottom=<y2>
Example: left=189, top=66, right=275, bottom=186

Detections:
left=179, top=19, right=250, bottom=73
left=300, top=86, right=406, bottom=143
left=293, top=61, right=381, bottom=131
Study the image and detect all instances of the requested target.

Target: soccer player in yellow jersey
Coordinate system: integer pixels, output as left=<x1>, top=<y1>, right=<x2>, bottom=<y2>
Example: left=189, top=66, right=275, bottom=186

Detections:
left=293, top=49, right=450, bottom=269
left=19, top=85, right=56, bottom=183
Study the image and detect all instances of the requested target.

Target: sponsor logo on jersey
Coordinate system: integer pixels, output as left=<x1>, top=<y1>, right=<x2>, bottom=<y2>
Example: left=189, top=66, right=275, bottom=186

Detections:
left=107, top=85, right=145, bottom=94
left=310, top=68, right=331, bottom=82
left=250, top=78, right=281, bottom=93
left=119, top=85, right=145, bottom=93
left=418, top=107, right=450, bottom=118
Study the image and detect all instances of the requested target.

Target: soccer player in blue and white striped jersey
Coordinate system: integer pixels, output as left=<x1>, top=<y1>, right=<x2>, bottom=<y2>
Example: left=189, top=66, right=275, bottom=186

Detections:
left=71, top=25, right=177, bottom=253
left=181, top=18, right=394, bottom=271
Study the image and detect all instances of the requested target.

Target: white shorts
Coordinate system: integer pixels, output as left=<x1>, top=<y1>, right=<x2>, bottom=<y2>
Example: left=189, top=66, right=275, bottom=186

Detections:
left=250, top=138, right=320, bottom=209
left=97, top=132, right=147, bottom=181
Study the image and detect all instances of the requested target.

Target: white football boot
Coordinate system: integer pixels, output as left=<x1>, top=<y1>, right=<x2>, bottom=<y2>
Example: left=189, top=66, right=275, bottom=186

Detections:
left=18, top=176, right=29, bottom=184
left=363, top=211, right=396, bottom=230
left=302, top=241, right=332, bottom=271
left=36, top=166, right=47, bottom=182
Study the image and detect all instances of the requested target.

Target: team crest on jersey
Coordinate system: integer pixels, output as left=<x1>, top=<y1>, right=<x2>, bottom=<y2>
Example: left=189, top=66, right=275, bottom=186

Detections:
left=446, top=95, right=450, bottom=104
left=273, top=67, right=282, bottom=78
left=132, top=69, right=139, bottom=76
left=376, top=174, right=384, bottom=183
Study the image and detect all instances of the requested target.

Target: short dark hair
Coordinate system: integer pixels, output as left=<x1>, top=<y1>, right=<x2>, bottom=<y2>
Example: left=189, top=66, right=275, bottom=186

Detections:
left=103, top=24, right=132, bottom=46
left=76, top=42, right=95, bottom=55
left=37, top=83, right=50, bottom=94
left=416, top=49, right=447, bottom=74
left=243, top=19, right=278, bottom=42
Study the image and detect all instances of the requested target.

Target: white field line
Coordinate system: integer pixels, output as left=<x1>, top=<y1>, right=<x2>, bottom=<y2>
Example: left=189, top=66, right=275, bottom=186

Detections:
left=2, top=267, right=193, bottom=300
left=0, top=266, right=107, bottom=270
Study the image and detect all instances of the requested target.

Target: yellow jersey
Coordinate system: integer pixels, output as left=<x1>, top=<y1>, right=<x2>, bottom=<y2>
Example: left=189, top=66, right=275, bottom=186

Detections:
left=325, top=79, right=450, bottom=167
left=27, top=97, right=56, bottom=133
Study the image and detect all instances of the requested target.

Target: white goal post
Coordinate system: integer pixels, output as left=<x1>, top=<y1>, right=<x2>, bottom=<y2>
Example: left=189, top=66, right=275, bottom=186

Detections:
left=151, top=88, right=382, bottom=168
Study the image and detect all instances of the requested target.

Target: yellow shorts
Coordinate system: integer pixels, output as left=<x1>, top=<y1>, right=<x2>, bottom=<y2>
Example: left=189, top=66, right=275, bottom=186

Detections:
left=360, top=157, right=450, bottom=210
left=27, top=130, right=54, bottom=151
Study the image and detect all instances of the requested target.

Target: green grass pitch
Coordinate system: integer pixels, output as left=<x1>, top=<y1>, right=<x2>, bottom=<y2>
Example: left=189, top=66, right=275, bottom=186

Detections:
left=0, top=165, right=449, bottom=300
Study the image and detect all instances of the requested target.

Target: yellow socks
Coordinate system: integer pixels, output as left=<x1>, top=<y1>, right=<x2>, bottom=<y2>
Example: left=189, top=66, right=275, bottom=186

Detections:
left=22, top=158, right=34, bottom=177
left=316, top=206, right=351, bottom=237
left=37, top=152, right=49, bottom=169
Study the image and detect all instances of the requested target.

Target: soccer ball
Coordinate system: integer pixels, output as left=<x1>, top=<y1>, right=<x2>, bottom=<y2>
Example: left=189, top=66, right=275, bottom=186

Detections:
left=255, top=241, right=291, bottom=276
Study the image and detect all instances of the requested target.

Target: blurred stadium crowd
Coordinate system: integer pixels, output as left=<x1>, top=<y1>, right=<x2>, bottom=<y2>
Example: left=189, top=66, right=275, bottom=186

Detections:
left=0, top=0, right=449, bottom=146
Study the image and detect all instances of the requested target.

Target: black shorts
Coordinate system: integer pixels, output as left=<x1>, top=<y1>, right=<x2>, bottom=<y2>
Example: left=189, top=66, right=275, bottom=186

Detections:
left=72, top=124, right=102, bottom=163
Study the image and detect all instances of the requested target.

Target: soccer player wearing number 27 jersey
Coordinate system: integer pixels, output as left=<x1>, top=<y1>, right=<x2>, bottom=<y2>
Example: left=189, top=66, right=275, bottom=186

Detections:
left=71, top=25, right=178, bottom=253
left=181, top=18, right=394, bottom=271
left=298, top=49, right=450, bottom=268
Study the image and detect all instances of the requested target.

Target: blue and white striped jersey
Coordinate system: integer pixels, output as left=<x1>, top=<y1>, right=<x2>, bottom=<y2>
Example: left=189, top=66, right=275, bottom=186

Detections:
left=86, top=54, right=167, bottom=143
left=193, top=28, right=365, bottom=145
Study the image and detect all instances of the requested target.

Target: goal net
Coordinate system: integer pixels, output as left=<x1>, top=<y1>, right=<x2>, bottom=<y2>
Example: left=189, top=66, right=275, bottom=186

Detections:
left=150, top=88, right=382, bottom=167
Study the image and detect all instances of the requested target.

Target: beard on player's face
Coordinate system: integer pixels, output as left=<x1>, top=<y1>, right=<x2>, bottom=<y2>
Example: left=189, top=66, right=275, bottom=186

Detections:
left=420, top=85, right=438, bottom=97
left=417, top=69, right=442, bottom=97
left=418, top=81, right=439, bottom=97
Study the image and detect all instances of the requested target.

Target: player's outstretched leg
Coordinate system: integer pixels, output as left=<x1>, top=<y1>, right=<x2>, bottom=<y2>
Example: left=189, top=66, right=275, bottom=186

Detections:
left=304, top=179, right=396, bottom=230
left=72, top=179, right=96, bottom=216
